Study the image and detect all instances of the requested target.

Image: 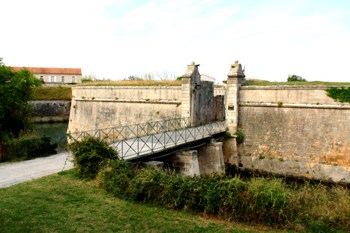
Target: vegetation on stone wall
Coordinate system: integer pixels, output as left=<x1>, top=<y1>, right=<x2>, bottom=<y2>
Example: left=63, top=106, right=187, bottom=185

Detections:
left=244, top=80, right=350, bottom=86
left=31, top=86, right=72, bottom=100
left=234, top=131, right=245, bottom=144
left=326, top=86, right=350, bottom=103
left=77, top=80, right=182, bottom=86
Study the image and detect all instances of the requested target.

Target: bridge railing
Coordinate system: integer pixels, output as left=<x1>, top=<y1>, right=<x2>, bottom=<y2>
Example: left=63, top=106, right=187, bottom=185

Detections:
left=68, top=118, right=190, bottom=144
left=111, top=120, right=227, bottom=160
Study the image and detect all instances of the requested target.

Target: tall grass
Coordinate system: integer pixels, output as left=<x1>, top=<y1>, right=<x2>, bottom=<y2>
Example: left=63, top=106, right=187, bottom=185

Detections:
left=98, top=162, right=350, bottom=232
left=31, top=86, right=72, bottom=100
left=78, top=80, right=182, bottom=86
left=244, top=80, right=350, bottom=86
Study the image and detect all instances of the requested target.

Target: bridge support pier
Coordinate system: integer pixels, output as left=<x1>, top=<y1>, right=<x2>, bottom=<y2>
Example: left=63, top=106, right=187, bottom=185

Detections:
left=171, top=142, right=225, bottom=176
left=172, top=150, right=200, bottom=176
left=223, top=137, right=238, bottom=164
left=198, top=142, right=225, bottom=175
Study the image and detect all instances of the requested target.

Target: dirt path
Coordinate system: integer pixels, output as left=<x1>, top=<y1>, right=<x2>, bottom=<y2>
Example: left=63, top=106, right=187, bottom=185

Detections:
left=0, top=152, right=74, bottom=188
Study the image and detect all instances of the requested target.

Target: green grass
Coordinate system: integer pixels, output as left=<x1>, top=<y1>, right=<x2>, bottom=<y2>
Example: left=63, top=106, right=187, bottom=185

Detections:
left=0, top=170, right=286, bottom=233
left=31, top=86, right=72, bottom=100
left=244, top=80, right=350, bottom=86
left=78, top=80, right=182, bottom=86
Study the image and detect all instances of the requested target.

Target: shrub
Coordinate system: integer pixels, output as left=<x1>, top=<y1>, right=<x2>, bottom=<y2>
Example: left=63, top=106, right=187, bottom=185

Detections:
left=70, top=137, right=118, bottom=180
left=127, top=166, right=168, bottom=204
left=326, top=87, right=350, bottom=103
left=246, top=178, right=291, bottom=224
left=218, top=177, right=248, bottom=218
left=98, top=159, right=134, bottom=198
left=6, top=135, right=57, bottom=160
left=291, top=183, right=350, bottom=231
left=287, top=74, right=306, bottom=82
left=98, top=161, right=350, bottom=231
left=234, top=131, right=245, bottom=144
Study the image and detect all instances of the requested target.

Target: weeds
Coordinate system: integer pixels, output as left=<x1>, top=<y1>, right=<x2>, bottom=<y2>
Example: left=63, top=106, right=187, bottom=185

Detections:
left=97, top=161, right=350, bottom=232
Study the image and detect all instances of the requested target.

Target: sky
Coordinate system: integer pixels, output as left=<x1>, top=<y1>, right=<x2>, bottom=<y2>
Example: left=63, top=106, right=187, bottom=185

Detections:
left=1, top=0, right=349, bottom=83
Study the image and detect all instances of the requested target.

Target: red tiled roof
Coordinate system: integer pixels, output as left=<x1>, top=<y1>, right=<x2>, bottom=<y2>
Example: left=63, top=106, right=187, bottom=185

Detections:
left=11, top=67, right=82, bottom=75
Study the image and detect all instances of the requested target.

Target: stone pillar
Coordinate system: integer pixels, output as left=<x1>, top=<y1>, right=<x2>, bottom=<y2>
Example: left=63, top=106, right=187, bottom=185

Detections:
left=181, top=61, right=200, bottom=126
left=223, top=137, right=238, bottom=164
left=225, top=60, right=245, bottom=134
left=197, top=142, right=225, bottom=175
left=171, top=150, right=200, bottom=176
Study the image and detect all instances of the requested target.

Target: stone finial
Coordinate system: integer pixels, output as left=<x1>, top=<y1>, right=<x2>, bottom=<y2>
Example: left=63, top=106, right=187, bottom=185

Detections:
left=228, top=60, right=245, bottom=78
left=183, top=61, right=200, bottom=79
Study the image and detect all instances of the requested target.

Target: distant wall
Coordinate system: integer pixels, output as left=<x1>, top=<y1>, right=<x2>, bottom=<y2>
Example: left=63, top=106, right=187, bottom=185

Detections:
left=30, top=100, right=71, bottom=122
left=236, top=85, right=350, bottom=183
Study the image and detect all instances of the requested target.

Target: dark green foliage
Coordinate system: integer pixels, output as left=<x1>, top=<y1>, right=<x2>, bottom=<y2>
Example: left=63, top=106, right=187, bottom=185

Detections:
left=326, top=86, right=350, bottom=103
left=98, top=163, right=350, bottom=231
left=0, top=60, right=42, bottom=142
left=234, top=131, right=245, bottom=144
left=99, top=159, right=134, bottom=198
left=70, top=137, right=118, bottom=180
left=287, top=74, right=306, bottom=82
left=6, top=135, right=57, bottom=160
left=99, top=166, right=291, bottom=224
left=127, top=167, right=167, bottom=204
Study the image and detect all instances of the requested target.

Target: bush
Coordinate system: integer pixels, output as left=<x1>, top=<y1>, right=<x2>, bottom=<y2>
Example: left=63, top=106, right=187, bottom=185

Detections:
left=287, top=74, right=306, bottom=82
left=98, top=163, right=350, bottom=231
left=6, top=135, right=57, bottom=160
left=70, top=137, right=118, bottom=180
left=128, top=167, right=167, bottom=204
left=98, top=159, right=134, bottom=198
left=234, top=131, right=245, bottom=144
left=326, top=87, right=350, bottom=103
left=246, top=178, right=291, bottom=224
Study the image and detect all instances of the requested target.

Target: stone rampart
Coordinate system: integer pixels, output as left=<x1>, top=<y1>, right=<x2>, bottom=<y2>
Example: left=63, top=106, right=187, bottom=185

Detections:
left=68, top=86, right=182, bottom=133
left=236, top=85, right=350, bottom=183
left=30, top=100, right=71, bottom=122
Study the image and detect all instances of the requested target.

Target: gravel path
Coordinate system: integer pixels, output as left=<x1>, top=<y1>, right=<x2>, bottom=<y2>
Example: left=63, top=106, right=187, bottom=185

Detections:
left=0, top=152, right=74, bottom=188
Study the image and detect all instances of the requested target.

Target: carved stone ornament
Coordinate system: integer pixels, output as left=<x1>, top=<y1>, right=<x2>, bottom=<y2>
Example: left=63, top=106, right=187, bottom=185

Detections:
left=228, top=60, right=245, bottom=78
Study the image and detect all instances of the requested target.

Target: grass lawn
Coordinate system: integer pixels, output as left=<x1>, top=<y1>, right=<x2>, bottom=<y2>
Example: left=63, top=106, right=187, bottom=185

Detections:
left=0, top=170, right=289, bottom=233
left=244, top=80, right=350, bottom=86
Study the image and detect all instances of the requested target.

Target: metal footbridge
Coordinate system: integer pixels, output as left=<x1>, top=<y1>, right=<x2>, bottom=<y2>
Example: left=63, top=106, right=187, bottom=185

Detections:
left=68, top=118, right=227, bottom=161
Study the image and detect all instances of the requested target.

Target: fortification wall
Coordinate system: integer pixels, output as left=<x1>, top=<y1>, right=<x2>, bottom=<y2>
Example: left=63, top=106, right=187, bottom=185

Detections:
left=68, top=86, right=182, bottom=133
left=30, top=100, right=71, bottom=122
left=236, top=86, right=350, bottom=183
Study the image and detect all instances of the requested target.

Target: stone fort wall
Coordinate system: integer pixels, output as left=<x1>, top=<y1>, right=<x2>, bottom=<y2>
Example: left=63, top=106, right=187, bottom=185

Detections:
left=236, top=85, right=350, bottom=183
left=67, top=86, right=182, bottom=134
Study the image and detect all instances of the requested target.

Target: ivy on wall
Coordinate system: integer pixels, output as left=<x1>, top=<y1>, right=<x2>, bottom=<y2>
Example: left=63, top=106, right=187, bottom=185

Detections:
left=326, top=87, right=350, bottom=103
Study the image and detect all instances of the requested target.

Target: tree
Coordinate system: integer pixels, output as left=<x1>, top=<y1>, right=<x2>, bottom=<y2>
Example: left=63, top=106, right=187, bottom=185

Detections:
left=0, top=59, right=42, bottom=142
left=287, top=74, right=306, bottom=82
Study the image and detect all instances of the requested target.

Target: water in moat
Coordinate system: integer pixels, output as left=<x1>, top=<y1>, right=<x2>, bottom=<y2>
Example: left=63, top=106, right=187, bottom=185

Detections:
left=34, top=122, right=68, bottom=152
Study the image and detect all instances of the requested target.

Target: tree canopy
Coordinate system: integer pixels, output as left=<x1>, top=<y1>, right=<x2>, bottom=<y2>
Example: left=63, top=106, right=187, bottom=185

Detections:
left=287, top=74, right=306, bottom=82
left=0, top=59, right=42, bottom=141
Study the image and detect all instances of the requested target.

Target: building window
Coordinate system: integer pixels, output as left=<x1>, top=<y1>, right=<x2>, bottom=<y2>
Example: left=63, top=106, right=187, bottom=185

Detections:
left=72, top=76, right=75, bottom=83
left=50, top=76, right=56, bottom=82
left=61, top=76, right=65, bottom=83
